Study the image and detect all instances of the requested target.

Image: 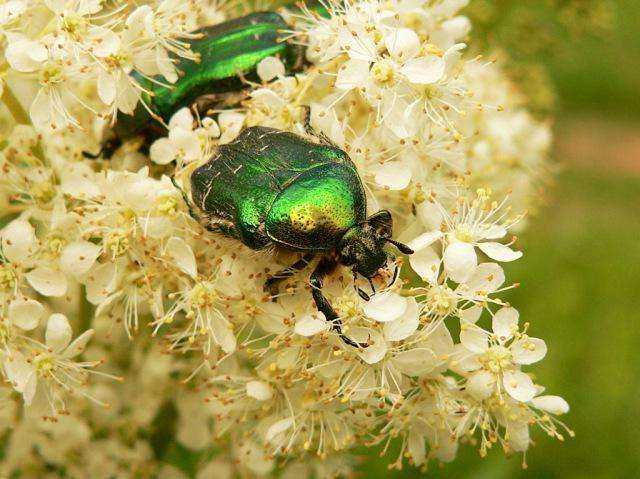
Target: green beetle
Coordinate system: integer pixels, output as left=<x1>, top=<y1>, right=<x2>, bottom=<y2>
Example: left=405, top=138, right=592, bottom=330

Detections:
left=182, top=126, right=414, bottom=347
left=86, top=12, right=304, bottom=159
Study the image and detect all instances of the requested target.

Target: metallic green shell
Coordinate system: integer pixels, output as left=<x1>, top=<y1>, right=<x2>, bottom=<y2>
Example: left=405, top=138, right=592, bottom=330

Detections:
left=190, top=127, right=367, bottom=251
left=265, top=163, right=364, bottom=250
left=118, top=12, right=302, bottom=135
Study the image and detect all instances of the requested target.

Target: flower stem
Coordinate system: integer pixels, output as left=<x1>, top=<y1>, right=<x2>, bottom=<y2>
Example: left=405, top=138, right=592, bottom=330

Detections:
left=1, top=85, right=30, bottom=125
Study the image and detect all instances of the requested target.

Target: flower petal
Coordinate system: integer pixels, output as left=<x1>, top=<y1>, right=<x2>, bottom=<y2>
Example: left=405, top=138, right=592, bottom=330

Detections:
left=156, top=46, right=177, bottom=83
left=459, top=324, right=488, bottom=353
left=149, top=137, right=177, bottom=165
left=466, top=370, right=495, bottom=400
left=374, top=161, right=412, bottom=190
left=503, top=370, right=536, bottom=402
left=478, top=242, right=523, bottom=262
left=166, top=237, right=197, bottom=279
left=512, top=337, right=547, bottom=365
left=384, top=297, right=419, bottom=341
left=408, top=246, right=440, bottom=283
left=265, top=417, right=293, bottom=443
left=256, top=56, right=285, bottom=82
left=246, top=381, right=273, bottom=401
left=168, top=107, right=194, bottom=131
left=97, top=69, right=116, bottom=105
left=531, top=395, right=569, bottom=415
left=491, top=306, right=519, bottom=343
left=335, top=58, right=370, bottom=90
left=407, top=231, right=443, bottom=252
left=60, top=241, right=102, bottom=276
left=351, top=328, right=387, bottom=364
left=5, top=38, right=46, bottom=72
left=407, top=430, right=426, bottom=466
left=449, top=343, right=481, bottom=372
left=459, top=304, right=482, bottom=323
left=481, top=224, right=507, bottom=240
left=63, top=329, right=94, bottom=358
left=294, top=312, right=329, bottom=337
left=3, top=352, right=36, bottom=404
left=443, top=241, right=477, bottom=283
left=393, top=348, right=438, bottom=375
left=363, top=291, right=407, bottom=322
left=1, top=219, right=36, bottom=263
left=85, top=262, right=117, bottom=304
left=26, top=267, right=68, bottom=297
left=45, top=313, right=72, bottom=351
left=458, top=262, right=505, bottom=299
left=9, top=297, right=44, bottom=330
left=506, top=420, right=530, bottom=452
left=385, top=28, right=420, bottom=59
left=401, top=56, right=445, bottom=84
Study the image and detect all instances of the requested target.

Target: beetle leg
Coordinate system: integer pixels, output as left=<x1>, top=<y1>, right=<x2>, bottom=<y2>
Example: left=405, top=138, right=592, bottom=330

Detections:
left=265, top=253, right=315, bottom=300
left=310, top=257, right=368, bottom=348
left=171, top=176, right=203, bottom=226
left=300, top=105, right=337, bottom=148
left=191, top=91, right=249, bottom=117
left=82, top=136, right=122, bottom=160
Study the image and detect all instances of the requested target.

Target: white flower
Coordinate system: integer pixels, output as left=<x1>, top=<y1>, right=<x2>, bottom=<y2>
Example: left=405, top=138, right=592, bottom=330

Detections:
left=415, top=190, right=524, bottom=283
left=218, top=111, right=245, bottom=143
left=456, top=306, right=547, bottom=403
left=150, top=108, right=216, bottom=166
left=3, top=314, right=96, bottom=408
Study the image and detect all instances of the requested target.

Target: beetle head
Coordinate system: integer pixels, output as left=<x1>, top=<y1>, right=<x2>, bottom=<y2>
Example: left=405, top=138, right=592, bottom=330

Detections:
left=337, top=211, right=414, bottom=290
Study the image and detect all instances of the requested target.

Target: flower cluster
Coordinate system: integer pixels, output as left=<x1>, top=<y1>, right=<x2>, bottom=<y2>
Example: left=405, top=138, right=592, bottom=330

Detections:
left=0, top=0, right=568, bottom=477
left=1, top=0, right=213, bottom=130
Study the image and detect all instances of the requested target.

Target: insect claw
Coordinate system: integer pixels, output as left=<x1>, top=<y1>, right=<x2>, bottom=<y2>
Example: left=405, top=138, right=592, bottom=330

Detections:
left=357, top=287, right=370, bottom=301
left=387, top=263, right=399, bottom=288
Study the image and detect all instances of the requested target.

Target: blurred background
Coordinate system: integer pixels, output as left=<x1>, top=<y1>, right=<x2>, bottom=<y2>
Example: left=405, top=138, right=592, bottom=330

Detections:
left=360, top=0, right=640, bottom=477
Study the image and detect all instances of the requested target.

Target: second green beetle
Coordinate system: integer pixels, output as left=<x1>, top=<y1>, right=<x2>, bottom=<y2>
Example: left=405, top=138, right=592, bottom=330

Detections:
left=90, top=11, right=304, bottom=158
left=184, top=127, right=414, bottom=347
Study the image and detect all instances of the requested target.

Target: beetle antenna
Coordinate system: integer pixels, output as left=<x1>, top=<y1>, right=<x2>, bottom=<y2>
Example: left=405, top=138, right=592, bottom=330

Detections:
left=386, top=238, right=414, bottom=255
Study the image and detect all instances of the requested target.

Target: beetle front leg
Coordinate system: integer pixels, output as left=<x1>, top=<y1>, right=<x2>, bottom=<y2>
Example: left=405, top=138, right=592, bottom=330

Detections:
left=82, top=136, right=123, bottom=160
left=310, top=258, right=367, bottom=348
left=300, top=105, right=338, bottom=148
left=265, top=253, right=315, bottom=300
